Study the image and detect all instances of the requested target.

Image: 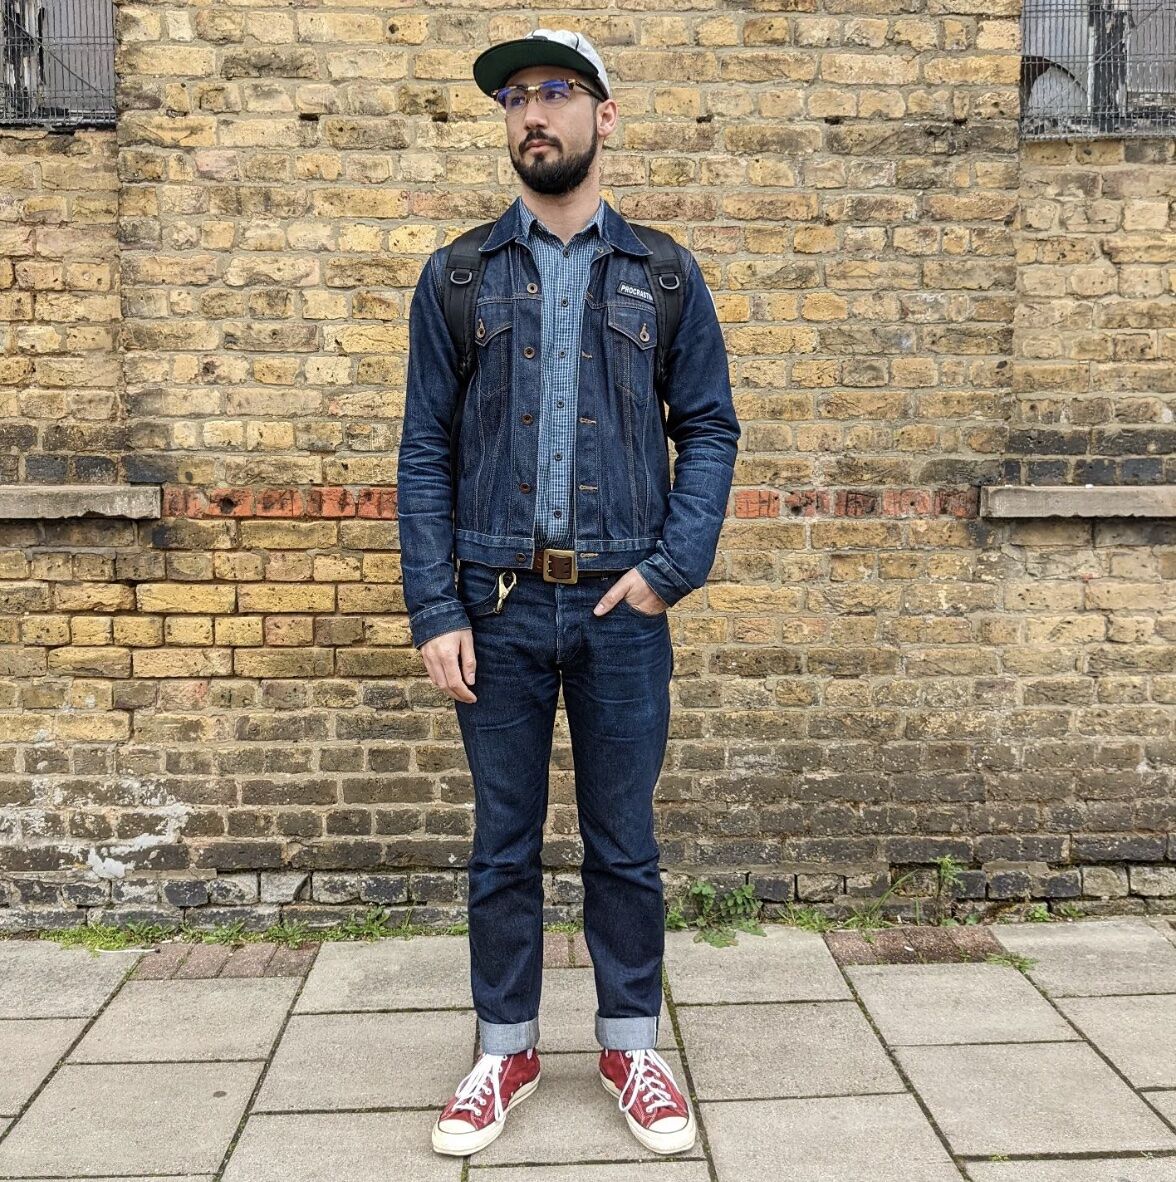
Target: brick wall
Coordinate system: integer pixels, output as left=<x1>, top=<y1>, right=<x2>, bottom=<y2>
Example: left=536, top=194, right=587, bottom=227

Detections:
left=1013, top=138, right=1176, bottom=483
left=1, top=1, right=1174, bottom=930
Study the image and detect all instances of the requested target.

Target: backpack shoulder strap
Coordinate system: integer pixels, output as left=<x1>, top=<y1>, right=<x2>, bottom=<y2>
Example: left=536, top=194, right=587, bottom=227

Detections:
left=440, top=221, right=496, bottom=391
left=439, top=222, right=494, bottom=501
left=627, top=223, right=686, bottom=401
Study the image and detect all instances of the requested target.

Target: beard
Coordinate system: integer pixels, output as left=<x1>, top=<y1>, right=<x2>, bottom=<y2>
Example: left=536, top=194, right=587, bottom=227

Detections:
left=509, top=121, right=599, bottom=196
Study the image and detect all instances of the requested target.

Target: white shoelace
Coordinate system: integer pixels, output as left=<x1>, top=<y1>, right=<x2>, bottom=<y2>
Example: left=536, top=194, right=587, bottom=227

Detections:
left=617, top=1048, right=679, bottom=1117
left=450, top=1052, right=511, bottom=1122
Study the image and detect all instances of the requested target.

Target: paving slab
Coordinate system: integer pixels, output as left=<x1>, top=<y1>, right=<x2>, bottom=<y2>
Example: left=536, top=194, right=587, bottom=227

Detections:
left=0, top=1178, right=214, bottom=1182
left=70, top=977, right=298, bottom=1063
left=473, top=1050, right=704, bottom=1165
left=991, top=919, right=1176, bottom=997
left=846, top=962, right=1078, bottom=1045
left=1055, top=994, right=1176, bottom=1088
left=0, top=942, right=142, bottom=1019
left=1150, top=1090, right=1176, bottom=1124
left=0, top=1018, right=86, bottom=1115
left=536, top=969, right=674, bottom=1052
left=0, top=1061, right=261, bottom=1176
left=828, top=925, right=1003, bottom=966
left=968, top=1162, right=1176, bottom=1182
left=254, top=1010, right=475, bottom=1112
left=702, top=1092, right=963, bottom=1182
left=294, top=937, right=472, bottom=1013
left=663, top=926, right=850, bottom=1005
left=896, top=1042, right=1176, bottom=1156
left=471, top=1167, right=711, bottom=1182
left=677, top=1000, right=903, bottom=1100
left=222, top=1111, right=459, bottom=1182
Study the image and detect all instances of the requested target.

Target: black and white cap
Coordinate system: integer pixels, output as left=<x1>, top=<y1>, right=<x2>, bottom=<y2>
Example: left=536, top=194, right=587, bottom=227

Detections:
left=473, top=28, right=612, bottom=101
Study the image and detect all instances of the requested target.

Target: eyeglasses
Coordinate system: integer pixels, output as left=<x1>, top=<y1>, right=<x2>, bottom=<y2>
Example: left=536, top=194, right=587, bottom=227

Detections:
left=492, top=78, right=604, bottom=114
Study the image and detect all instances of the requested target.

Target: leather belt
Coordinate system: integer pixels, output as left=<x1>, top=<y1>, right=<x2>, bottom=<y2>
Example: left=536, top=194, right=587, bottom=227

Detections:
left=528, top=547, right=612, bottom=583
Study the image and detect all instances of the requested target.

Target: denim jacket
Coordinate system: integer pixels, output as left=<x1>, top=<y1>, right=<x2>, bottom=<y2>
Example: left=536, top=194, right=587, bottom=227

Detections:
left=397, top=197, right=741, bottom=650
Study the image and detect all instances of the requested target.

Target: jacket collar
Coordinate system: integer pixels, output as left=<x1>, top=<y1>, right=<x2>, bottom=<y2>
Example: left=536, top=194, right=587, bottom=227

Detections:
left=479, top=194, right=652, bottom=258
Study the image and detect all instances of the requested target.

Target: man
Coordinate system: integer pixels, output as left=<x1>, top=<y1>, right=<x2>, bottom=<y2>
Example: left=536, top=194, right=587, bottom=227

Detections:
left=396, top=28, right=740, bottom=1159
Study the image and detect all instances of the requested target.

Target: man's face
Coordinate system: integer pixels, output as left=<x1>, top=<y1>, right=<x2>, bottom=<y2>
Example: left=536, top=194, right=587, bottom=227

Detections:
left=501, top=65, right=613, bottom=197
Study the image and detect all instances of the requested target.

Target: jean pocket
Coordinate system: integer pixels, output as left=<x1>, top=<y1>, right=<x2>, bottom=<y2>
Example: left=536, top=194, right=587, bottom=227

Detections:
left=457, top=562, right=506, bottom=618
left=613, top=595, right=666, bottom=621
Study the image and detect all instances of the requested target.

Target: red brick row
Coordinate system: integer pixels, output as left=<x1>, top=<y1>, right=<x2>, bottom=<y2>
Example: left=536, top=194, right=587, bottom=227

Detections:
left=735, top=487, right=979, bottom=518
left=162, top=486, right=399, bottom=520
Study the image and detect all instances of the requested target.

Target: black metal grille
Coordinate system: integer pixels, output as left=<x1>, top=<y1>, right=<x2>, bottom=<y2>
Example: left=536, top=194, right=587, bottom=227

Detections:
left=1021, top=0, right=1176, bottom=138
left=1, top=0, right=115, bottom=127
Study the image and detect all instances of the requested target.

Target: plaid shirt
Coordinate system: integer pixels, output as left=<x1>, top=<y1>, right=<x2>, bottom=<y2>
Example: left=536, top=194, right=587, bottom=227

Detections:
left=517, top=195, right=608, bottom=550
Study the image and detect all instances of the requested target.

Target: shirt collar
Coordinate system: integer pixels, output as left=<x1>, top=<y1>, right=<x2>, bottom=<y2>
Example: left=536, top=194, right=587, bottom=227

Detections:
left=518, top=196, right=605, bottom=244
left=479, top=194, right=651, bottom=257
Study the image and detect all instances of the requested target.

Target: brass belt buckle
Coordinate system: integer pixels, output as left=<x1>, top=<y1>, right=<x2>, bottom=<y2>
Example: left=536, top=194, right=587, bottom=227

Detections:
left=542, top=548, right=577, bottom=584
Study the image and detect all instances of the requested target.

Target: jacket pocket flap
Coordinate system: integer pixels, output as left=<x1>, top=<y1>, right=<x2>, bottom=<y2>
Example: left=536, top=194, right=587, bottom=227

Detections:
left=606, top=303, right=657, bottom=350
left=474, top=307, right=513, bottom=346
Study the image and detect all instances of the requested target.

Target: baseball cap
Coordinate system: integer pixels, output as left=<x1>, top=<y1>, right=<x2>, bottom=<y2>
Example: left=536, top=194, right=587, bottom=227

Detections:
left=472, top=28, right=612, bottom=101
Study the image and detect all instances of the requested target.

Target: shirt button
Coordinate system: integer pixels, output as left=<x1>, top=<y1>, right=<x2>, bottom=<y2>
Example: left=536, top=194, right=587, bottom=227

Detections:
left=556, top=400, right=564, bottom=408
left=558, top=350, right=566, bottom=358
left=561, top=298, right=568, bottom=306
left=554, top=453, right=562, bottom=460
left=553, top=510, right=562, bottom=518
left=562, top=247, right=569, bottom=257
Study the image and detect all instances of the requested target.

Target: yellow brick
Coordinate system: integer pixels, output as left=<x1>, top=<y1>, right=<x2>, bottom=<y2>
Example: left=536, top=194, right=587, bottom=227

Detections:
left=165, top=616, right=214, bottom=645
left=214, top=616, right=264, bottom=646
left=240, top=521, right=338, bottom=550
left=113, top=617, right=164, bottom=647
left=236, top=584, right=335, bottom=613
left=802, top=293, right=848, bottom=321
left=132, top=648, right=234, bottom=677
left=137, top=584, right=236, bottom=613
left=70, top=617, right=112, bottom=645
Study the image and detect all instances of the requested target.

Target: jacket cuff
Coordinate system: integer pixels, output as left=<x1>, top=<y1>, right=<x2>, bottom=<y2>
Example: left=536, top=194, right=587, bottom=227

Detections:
left=634, top=552, right=693, bottom=609
left=410, top=602, right=472, bottom=650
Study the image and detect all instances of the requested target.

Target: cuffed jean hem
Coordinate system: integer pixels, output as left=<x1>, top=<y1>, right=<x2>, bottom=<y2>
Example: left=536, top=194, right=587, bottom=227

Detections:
left=479, top=1016, right=539, bottom=1056
left=596, top=1012, right=659, bottom=1052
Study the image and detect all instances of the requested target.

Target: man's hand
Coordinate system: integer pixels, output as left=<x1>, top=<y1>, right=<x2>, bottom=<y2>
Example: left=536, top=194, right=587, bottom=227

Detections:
left=420, top=628, right=477, bottom=702
left=592, top=568, right=668, bottom=618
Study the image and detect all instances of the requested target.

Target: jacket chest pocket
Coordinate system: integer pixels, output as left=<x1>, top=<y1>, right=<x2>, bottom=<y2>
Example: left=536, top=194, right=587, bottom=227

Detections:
left=606, top=302, right=657, bottom=400
left=473, top=306, right=513, bottom=401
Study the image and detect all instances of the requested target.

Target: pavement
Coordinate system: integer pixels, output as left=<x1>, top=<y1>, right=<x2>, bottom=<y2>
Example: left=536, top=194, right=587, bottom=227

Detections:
left=1, top=915, right=1176, bottom=1180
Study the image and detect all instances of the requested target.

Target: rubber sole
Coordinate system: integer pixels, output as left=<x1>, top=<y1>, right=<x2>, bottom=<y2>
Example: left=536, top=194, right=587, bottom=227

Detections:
left=599, top=1072, right=698, bottom=1156
left=431, top=1071, right=541, bottom=1157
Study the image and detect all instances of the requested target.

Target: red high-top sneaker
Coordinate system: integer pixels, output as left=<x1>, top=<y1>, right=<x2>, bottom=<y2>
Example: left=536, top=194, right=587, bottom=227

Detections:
left=599, top=1047, right=696, bottom=1155
left=431, top=1047, right=541, bottom=1156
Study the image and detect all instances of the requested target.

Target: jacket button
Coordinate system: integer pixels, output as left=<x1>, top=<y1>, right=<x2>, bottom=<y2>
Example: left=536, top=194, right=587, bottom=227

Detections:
left=516, top=552, right=525, bottom=561
left=522, top=346, right=535, bottom=359
left=526, top=282, right=538, bottom=294
left=519, top=482, right=531, bottom=493
left=521, top=413, right=533, bottom=424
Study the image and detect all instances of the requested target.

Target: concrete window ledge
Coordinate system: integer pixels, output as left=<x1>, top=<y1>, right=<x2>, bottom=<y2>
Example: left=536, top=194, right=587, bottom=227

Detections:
left=0, top=485, right=160, bottom=520
left=981, top=485, right=1176, bottom=519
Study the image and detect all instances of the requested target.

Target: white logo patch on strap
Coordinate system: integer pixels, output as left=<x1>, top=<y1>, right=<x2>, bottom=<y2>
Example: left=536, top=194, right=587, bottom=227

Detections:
left=617, top=281, right=654, bottom=304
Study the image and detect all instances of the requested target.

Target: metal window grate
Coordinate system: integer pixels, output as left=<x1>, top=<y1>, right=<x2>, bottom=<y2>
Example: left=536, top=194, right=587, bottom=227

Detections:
left=1, top=0, right=115, bottom=128
left=1021, top=0, right=1176, bottom=138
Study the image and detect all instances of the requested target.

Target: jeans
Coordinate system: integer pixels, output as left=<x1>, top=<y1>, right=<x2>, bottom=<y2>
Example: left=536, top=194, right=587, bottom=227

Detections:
left=452, top=560, right=674, bottom=1055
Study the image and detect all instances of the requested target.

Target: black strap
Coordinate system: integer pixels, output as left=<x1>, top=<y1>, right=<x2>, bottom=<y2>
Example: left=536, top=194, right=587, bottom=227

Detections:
left=440, top=222, right=495, bottom=500
left=628, top=223, right=686, bottom=430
